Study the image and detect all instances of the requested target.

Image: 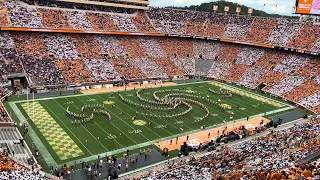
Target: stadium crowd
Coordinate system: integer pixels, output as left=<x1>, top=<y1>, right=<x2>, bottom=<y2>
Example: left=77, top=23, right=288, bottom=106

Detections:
left=0, top=1, right=319, bottom=52
left=0, top=148, right=48, bottom=180
left=0, top=88, right=11, bottom=122
left=0, top=103, right=10, bottom=122
left=143, top=119, right=320, bottom=180
left=0, top=1, right=319, bottom=180
left=267, top=76, right=306, bottom=96
left=0, top=30, right=319, bottom=112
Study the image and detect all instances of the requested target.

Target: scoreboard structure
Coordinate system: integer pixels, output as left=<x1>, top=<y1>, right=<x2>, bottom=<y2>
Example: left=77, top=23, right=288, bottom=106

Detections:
left=295, top=0, right=320, bottom=15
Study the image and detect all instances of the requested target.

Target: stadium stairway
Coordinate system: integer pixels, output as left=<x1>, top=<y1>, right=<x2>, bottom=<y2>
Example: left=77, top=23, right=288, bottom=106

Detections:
left=195, top=58, right=214, bottom=76
left=0, top=128, right=31, bottom=164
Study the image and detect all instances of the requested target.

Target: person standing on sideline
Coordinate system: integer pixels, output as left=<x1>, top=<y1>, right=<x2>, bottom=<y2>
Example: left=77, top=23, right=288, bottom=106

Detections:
left=117, top=163, right=121, bottom=171
left=135, top=154, right=138, bottom=162
left=170, top=139, right=172, bottom=145
left=186, top=135, right=189, bottom=140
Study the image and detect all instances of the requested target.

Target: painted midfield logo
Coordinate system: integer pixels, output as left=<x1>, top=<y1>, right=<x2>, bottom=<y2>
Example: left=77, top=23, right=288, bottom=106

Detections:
left=133, top=120, right=147, bottom=126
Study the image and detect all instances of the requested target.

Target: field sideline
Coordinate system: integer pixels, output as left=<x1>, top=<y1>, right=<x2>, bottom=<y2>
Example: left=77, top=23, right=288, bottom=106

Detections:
left=6, top=81, right=293, bottom=169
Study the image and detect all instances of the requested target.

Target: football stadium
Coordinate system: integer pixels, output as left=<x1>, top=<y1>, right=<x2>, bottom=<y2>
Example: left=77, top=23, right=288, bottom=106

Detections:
left=0, top=0, right=320, bottom=179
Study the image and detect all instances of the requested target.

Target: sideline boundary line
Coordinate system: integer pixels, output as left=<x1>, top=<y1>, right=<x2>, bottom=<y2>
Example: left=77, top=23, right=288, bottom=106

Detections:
left=212, top=81, right=291, bottom=107
left=9, top=81, right=291, bottom=109
left=60, top=105, right=292, bottom=166
left=118, top=118, right=308, bottom=179
left=8, top=102, right=56, bottom=167
left=7, top=81, right=294, bottom=167
left=9, top=81, right=211, bottom=104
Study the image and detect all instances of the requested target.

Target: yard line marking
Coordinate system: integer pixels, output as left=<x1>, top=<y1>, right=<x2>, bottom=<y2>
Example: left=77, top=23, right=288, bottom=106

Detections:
left=59, top=106, right=294, bottom=167
left=21, top=102, right=85, bottom=160
left=114, top=91, right=200, bottom=131
left=43, top=102, right=93, bottom=156
left=211, top=81, right=287, bottom=107
left=194, top=83, right=286, bottom=125
left=97, top=93, right=174, bottom=137
left=7, top=81, right=296, bottom=169
left=78, top=95, right=153, bottom=141
left=98, top=93, right=192, bottom=135
left=198, top=84, right=266, bottom=119
left=72, top=96, right=139, bottom=145
left=65, top=98, right=125, bottom=149
left=52, top=98, right=110, bottom=152
left=204, top=82, right=279, bottom=114
left=70, top=97, right=128, bottom=148
left=10, top=81, right=212, bottom=104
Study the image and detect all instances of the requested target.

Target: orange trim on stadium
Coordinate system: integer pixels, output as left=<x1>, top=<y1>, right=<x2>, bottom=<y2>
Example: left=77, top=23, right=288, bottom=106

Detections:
left=0, top=27, right=166, bottom=36
left=80, top=82, right=176, bottom=94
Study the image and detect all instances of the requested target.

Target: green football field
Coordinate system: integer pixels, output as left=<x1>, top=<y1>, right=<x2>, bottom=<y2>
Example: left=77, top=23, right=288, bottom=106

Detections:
left=6, top=81, right=293, bottom=168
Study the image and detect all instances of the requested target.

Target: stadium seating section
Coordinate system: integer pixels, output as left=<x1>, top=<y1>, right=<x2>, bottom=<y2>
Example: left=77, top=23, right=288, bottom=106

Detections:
left=144, top=119, right=320, bottom=180
left=0, top=1, right=318, bottom=52
left=0, top=127, right=45, bottom=179
left=0, top=1, right=319, bottom=179
left=0, top=30, right=319, bottom=113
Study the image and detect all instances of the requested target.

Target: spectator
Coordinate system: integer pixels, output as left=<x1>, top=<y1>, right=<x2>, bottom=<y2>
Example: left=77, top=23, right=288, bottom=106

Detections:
left=38, top=8, right=72, bottom=29
left=85, top=58, right=120, bottom=82
left=267, top=19, right=303, bottom=46
left=223, top=15, right=254, bottom=40
left=66, top=10, right=93, bottom=30
left=111, top=14, right=138, bottom=32
left=86, top=12, right=118, bottom=31
left=144, top=119, right=320, bottom=180
left=267, top=76, right=306, bottom=96
left=6, top=0, right=42, bottom=28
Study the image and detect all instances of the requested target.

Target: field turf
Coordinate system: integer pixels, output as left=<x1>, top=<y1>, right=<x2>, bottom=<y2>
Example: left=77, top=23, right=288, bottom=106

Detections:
left=6, top=81, right=291, bottom=168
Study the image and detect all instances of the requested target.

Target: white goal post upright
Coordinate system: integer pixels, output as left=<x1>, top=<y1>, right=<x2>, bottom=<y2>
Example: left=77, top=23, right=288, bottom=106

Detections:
left=26, top=87, right=29, bottom=104
left=33, top=91, right=35, bottom=120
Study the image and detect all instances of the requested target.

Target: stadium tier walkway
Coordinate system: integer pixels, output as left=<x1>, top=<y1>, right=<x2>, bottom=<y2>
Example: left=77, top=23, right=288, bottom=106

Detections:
left=80, top=82, right=176, bottom=94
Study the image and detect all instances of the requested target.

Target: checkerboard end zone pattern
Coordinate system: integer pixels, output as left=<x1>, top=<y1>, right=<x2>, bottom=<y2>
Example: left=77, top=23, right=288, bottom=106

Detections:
left=21, top=102, right=84, bottom=160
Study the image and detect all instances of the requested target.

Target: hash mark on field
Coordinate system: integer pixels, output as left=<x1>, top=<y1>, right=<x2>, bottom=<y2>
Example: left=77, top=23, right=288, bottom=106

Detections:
left=53, top=99, right=110, bottom=152
left=95, top=94, right=164, bottom=140
left=211, top=82, right=285, bottom=107
left=74, top=96, right=135, bottom=147
left=97, top=93, right=178, bottom=136
left=22, top=102, right=85, bottom=160
left=43, top=102, right=93, bottom=156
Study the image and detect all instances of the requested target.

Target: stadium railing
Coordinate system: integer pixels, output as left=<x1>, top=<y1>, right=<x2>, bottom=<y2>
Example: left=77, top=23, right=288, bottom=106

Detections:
left=119, top=118, right=308, bottom=179
left=297, top=149, right=320, bottom=166
left=1, top=20, right=319, bottom=57
left=0, top=99, right=58, bottom=178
